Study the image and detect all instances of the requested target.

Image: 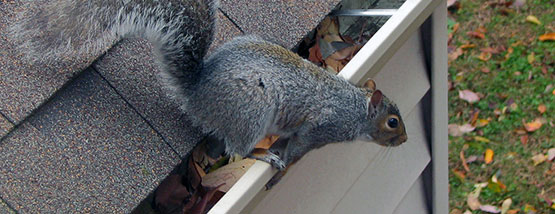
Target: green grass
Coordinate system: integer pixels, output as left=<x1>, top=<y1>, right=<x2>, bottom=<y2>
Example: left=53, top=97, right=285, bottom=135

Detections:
left=448, top=0, right=554, bottom=213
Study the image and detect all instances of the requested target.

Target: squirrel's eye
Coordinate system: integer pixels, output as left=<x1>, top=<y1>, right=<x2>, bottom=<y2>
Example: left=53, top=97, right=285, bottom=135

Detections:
left=387, top=118, right=398, bottom=129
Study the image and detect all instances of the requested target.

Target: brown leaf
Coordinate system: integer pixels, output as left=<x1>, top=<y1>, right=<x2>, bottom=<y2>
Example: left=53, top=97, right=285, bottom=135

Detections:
left=155, top=174, right=191, bottom=212
left=308, top=42, right=324, bottom=64
left=201, top=158, right=256, bottom=192
left=255, top=135, right=280, bottom=150
left=467, top=31, right=485, bottom=39
left=478, top=52, right=492, bottom=61
left=460, top=44, right=476, bottom=49
left=460, top=145, right=471, bottom=172
left=449, top=124, right=476, bottom=136
left=449, top=47, right=464, bottom=61
left=520, top=135, right=529, bottom=145
left=538, top=32, right=555, bottom=41
left=459, top=90, right=480, bottom=103
left=481, top=67, right=490, bottom=73
left=452, top=169, right=466, bottom=180
left=480, top=47, right=501, bottom=54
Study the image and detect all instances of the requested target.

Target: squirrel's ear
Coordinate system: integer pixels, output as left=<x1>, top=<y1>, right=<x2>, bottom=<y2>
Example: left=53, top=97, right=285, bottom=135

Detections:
left=363, top=79, right=376, bottom=91
left=370, top=90, right=383, bottom=106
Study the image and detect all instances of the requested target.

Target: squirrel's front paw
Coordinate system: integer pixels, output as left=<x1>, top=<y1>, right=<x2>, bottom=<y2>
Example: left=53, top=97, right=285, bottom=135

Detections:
left=248, top=149, right=286, bottom=170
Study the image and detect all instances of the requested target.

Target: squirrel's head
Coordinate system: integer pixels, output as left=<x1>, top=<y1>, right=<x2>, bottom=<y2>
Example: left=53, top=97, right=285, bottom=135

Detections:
left=360, top=79, right=407, bottom=147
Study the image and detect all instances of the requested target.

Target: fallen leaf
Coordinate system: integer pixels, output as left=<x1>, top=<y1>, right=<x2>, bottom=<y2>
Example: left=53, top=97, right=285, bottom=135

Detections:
left=463, top=210, right=472, bottom=214
left=527, top=52, right=535, bottom=64
left=531, top=154, right=547, bottom=166
left=525, top=15, right=542, bottom=25
left=547, top=148, right=555, bottom=161
left=501, top=198, right=512, bottom=214
left=459, top=90, right=480, bottom=103
left=460, top=44, right=476, bottom=49
left=488, top=174, right=506, bottom=192
left=255, top=135, right=280, bottom=150
left=466, top=155, right=478, bottom=163
left=506, top=209, right=518, bottom=214
left=485, top=149, right=494, bottom=164
left=452, top=169, right=466, bottom=180
left=450, top=208, right=463, bottom=214
left=552, top=88, right=555, bottom=95
left=467, top=31, right=485, bottom=39
left=480, top=205, right=501, bottom=213
left=467, top=183, right=486, bottom=210
left=539, top=32, right=555, bottom=41
left=478, top=52, right=492, bottom=61
left=460, top=145, right=471, bottom=172
left=449, top=47, right=464, bottom=61
left=201, top=158, right=256, bottom=192
left=520, top=135, right=529, bottom=145
left=476, top=119, right=490, bottom=127
left=524, top=118, right=544, bottom=132
left=449, top=124, right=476, bottom=136
left=505, top=47, right=514, bottom=60
left=538, top=104, right=546, bottom=114
left=480, top=47, right=501, bottom=54
left=308, top=42, right=324, bottom=64
left=481, top=67, right=490, bottom=73
left=524, top=204, right=536, bottom=212
left=474, top=136, right=491, bottom=143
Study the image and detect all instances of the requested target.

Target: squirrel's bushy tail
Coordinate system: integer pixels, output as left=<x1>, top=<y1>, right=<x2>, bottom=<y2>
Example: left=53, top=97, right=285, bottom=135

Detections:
left=11, top=0, right=217, bottom=99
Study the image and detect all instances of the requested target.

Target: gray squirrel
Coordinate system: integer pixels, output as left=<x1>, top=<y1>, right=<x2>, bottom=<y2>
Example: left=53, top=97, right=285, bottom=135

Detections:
left=10, top=0, right=407, bottom=172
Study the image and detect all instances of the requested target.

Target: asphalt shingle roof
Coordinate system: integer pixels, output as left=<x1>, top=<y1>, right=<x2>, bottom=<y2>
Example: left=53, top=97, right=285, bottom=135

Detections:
left=0, top=0, right=340, bottom=211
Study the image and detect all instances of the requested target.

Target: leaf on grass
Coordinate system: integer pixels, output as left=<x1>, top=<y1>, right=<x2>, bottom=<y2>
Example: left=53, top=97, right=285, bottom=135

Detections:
left=539, top=33, right=555, bottom=41
left=527, top=52, right=535, bottom=64
left=467, top=183, right=486, bottom=210
left=463, top=210, right=472, bottom=214
left=520, top=135, right=529, bottom=145
left=501, top=198, right=512, bottom=214
left=480, top=205, right=501, bottom=213
left=511, top=0, right=526, bottom=9
left=466, top=155, right=478, bottom=163
left=460, top=145, right=470, bottom=172
left=467, top=31, right=485, bottom=39
left=201, top=158, right=256, bottom=192
left=452, top=169, right=466, bottom=180
left=538, top=104, right=546, bottom=114
left=449, top=124, right=476, bottom=136
left=460, top=44, right=476, bottom=49
left=481, top=67, right=490, bottom=73
left=488, top=174, right=506, bottom=192
left=525, top=15, right=542, bottom=25
left=474, top=136, right=491, bottom=143
left=459, top=90, right=480, bottom=103
left=485, top=149, right=494, bottom=164
left=547, top=148, right=555, bottom=161
left=449, top=47, right=464, bottom=61
left=524, top=204, right=536, bottom=213
left=478, top=52, right=492, bottom=61
left=523, top=118, right=544, bottom=132
left=531, top=154, right=547, bottom=166
left=476, top=119, right=490, bottom=127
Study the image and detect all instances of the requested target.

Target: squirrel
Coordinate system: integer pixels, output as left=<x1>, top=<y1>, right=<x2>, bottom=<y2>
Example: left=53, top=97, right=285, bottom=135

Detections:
left=10, top=0, right=407, bottom=172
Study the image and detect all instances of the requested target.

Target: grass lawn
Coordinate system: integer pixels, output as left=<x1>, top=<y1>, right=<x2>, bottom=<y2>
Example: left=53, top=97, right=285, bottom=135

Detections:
left=447, top=0, right=554, bottom=213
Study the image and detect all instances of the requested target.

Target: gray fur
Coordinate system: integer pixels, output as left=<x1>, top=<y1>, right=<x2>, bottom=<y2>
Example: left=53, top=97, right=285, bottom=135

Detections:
left=12, top=0, right=406, bottom=171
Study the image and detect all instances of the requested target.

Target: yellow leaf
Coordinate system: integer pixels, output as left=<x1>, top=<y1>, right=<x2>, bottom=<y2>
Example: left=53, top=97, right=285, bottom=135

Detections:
left=474, top=136, right=491, bottom=143
left=526, top=15, right=542, bottom=25
left=527, top=52, right=535, bottom=64
left=539, top=32, right=555, bottom=41
left=531, top=154, right=547, bottom=166
left=524, top=204, right=536, bottom=212
left=476, top=119, right=490, bottom=127
left=255, top=135, right=280, bottom=150
left=485, top=149, right=494, bottom=164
